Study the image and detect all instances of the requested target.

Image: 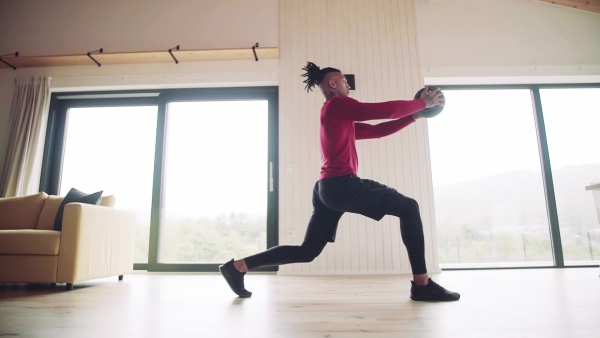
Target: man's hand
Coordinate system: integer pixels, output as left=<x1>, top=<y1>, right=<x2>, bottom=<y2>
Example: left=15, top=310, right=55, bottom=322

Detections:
left=420, top=86, right=445, bottom=109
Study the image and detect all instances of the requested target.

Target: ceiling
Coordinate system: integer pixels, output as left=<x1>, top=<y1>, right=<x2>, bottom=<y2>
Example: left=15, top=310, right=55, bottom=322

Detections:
left=535, top=0, right=600, bottom=14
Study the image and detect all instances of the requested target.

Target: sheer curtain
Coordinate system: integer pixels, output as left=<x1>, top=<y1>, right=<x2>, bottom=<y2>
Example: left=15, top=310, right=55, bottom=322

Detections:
left=0, top=76, right=51, bottom=197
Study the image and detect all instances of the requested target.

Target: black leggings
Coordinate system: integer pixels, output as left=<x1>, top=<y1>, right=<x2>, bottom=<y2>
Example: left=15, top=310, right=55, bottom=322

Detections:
left=244, top=175, right=427, bottom=274
left=245, top=240, right=328, bottom=268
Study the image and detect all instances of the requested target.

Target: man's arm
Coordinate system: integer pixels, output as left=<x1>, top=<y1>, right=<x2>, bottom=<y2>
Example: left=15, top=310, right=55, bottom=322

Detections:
left=355, top=116, right=416, bottom=140
left=328, top=96, right=426, bottom=121
left=327, top=87, right=444, bottom=122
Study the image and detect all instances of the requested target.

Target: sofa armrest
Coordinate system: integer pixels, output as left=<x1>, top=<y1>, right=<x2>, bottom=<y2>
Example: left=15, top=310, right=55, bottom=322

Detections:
left=56, top=203, right=137, bottom=284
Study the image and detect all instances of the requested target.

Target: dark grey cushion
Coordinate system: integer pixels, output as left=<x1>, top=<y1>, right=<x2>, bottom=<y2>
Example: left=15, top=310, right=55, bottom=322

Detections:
left=53, top=188, right=103, bottom=231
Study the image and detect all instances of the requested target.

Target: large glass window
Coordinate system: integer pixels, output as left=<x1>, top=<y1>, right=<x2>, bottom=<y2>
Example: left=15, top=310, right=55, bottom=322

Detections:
left=428, top=89, right=553, bottom=267
left=42, top=87, right=278, bottom=272
left=57, top=105, right=157, bottom=263
left=540, top=88, right=600, bottom=264
left=160, top=101, right=269, bottom=263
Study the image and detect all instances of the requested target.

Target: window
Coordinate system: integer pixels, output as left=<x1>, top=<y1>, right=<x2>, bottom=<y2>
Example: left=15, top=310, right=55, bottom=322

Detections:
left=41, top=87, right=279, bottom=272
left=428, top=84, right=600, bottom=269
left=540, top=88, right=600, bottom=264
left=58, top=105, right=157, bottom=263
left=160, top=101, right=269, bottom=263
left=428, top=89, right=552, bottom=267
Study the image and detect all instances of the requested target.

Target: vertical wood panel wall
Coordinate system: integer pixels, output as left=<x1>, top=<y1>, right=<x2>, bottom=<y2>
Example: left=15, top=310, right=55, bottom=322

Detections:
left=279, top=0, right=439, bottom=274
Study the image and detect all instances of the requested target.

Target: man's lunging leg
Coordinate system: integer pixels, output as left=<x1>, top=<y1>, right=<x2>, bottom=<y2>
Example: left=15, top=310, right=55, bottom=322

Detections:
left=219, top=186, right=342, bottom=298
left=385, top=192, right=460, bottom=301
left=219, top=240, right=328, bottom=298
left=385, top=194, right=427, bottom=283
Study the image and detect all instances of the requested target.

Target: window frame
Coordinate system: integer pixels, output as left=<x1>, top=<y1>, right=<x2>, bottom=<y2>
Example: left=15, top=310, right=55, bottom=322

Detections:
left=430, top=83, right=600, bottom=270
left=41, top=87, right=279, bottom=272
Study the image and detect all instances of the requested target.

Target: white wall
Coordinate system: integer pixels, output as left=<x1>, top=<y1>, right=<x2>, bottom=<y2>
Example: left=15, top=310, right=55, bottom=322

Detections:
left=1, top=0, right=599, bottom=275
left=279, top=0, right=438, bottom=274
left=0, top=0, right=279, bottom=56
left=0, top=0, right=279, bottom=177
left=415, top=0, right=600, bottom=83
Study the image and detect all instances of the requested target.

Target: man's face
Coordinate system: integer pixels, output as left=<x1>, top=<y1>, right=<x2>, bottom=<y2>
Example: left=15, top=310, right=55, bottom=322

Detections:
left=331, top=73, right=351, bottom=97
left=322, top=72, right=350, bottom=98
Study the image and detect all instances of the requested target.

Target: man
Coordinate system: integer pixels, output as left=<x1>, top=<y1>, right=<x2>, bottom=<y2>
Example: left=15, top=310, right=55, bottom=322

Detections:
left=219, top=62, right=460, bottom=302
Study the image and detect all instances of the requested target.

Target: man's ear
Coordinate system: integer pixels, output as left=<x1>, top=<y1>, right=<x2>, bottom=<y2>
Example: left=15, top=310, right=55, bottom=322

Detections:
left=328, top=79, right=337, bottom=89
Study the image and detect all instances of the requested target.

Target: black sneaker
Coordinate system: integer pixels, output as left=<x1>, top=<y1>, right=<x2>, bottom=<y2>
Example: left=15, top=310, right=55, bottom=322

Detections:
left=410, top=278, right=460, bottom=302
left=219, top=259, right=252, bottom=298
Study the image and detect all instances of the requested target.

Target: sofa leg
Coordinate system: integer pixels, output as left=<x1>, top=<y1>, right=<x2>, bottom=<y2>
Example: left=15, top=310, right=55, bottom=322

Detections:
left=118, top=275, right=124, bottom=281
left=66, top=283, right=73, bottom=291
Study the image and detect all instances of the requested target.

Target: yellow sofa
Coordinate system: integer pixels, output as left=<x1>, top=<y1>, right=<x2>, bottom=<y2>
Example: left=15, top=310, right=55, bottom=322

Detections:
left=0, top=192, right=136, bottom=290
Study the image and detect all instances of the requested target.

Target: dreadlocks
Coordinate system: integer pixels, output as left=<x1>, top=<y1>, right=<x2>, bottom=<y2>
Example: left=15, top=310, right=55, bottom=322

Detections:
left=301, top=61, right=341, bottom=92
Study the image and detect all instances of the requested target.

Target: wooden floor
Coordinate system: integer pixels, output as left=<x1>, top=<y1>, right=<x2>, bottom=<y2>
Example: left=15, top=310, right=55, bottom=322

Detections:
left=1, top=268, right=598, bottom=338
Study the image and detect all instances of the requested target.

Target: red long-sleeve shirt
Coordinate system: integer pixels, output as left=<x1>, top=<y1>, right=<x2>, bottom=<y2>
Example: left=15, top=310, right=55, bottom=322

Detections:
left=319, top=96, right=426, bottom=180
